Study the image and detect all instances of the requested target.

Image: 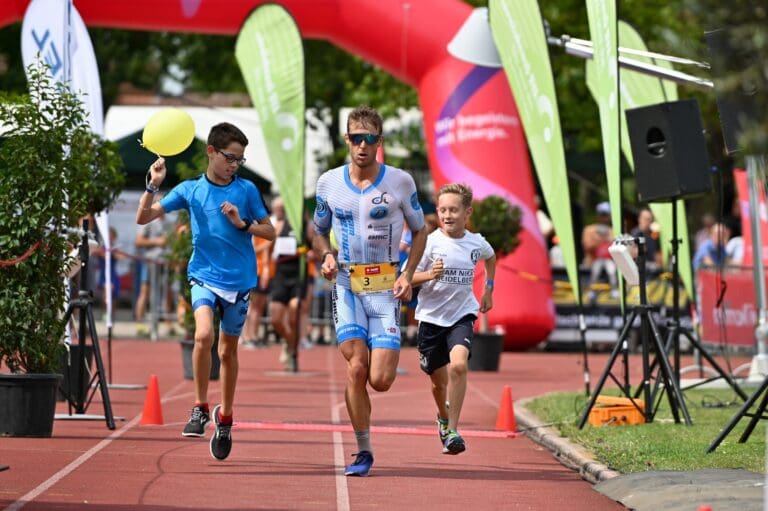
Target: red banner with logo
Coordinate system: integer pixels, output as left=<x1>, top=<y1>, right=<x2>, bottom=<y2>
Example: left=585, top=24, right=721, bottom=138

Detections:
left=697, top=267, right=758, bottom=348
left=733, top=168, right=768, bottom=266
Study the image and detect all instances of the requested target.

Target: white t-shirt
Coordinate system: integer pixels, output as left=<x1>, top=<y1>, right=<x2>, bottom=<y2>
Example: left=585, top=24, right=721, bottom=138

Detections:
left=415, top=229, right=494, bottom=327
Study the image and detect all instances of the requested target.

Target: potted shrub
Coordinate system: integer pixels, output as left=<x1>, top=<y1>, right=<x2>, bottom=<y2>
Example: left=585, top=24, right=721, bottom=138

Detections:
left=467, top=195, right=522, bottom=371
left=0, top=64, right=124, bottom=436
left=167, top=157, right=220, bottom=380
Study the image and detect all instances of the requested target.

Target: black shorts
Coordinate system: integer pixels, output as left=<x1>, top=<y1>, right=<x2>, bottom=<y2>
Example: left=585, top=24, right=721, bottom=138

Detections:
left=269, top=273, right=307, bottom=305
left=417, top=314, right=476, bottom=375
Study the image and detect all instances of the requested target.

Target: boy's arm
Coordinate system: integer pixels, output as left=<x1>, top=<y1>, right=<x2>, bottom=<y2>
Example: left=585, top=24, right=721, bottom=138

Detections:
left=136, top=158, right=166, bottom=225
left=249, top=216, right=276, bottom=241
left=411, top=257, right=443, bottom=286
left=480, top=253, right=497, bottom=313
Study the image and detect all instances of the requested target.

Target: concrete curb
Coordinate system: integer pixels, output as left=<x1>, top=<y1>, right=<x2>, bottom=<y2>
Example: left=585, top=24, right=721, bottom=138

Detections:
left=516, top=396, right=621, bottom=484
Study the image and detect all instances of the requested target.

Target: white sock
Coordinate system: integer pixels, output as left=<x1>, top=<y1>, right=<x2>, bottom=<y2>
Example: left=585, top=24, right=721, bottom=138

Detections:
left=355, top=430, right=372, bottom=453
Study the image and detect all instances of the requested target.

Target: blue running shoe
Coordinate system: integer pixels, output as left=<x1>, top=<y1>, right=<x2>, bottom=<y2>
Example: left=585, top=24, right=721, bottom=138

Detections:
left=437, top=415, right=450, bottom=445
left=442, top=431, right=466, bottom=455
left=344, top=451, right=374, bottom=477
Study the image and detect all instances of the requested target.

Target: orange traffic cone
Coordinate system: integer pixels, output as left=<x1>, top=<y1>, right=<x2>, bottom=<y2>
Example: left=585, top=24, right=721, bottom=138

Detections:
left=140, top=374, right=164, bottom=425
left=495, top=385, right=517, bottom=431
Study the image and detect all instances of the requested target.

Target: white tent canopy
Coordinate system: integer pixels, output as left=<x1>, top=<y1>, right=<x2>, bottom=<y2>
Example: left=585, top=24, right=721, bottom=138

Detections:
left=104, top=105, right=332, bottom=196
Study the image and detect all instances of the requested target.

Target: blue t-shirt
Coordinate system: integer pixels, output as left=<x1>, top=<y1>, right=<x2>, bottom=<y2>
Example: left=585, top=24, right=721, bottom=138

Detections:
left=160, top=175, right=269, bottom=291
left=692, top=239, right=727, bottom=271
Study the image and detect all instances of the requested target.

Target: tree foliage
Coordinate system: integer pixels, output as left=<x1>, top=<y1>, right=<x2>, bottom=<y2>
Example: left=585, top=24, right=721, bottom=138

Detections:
left=0, top=64, right=124, bottom=373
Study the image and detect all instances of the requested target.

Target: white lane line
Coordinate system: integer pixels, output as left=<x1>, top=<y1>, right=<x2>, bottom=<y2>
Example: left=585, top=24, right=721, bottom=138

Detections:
left=328, top=346, right=351, bottom=511
left=3, top=380, right=187, bottom=511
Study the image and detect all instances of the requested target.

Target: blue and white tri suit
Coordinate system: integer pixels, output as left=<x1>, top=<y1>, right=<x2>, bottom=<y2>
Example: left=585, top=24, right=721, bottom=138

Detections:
left=160, top=174, right=269, bottom=336
left=314, top=164, right=425, bottom=350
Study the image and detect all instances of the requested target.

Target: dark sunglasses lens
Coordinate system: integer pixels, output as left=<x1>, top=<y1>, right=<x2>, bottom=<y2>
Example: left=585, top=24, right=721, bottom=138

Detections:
left=350, top=133, right=379, bottom=145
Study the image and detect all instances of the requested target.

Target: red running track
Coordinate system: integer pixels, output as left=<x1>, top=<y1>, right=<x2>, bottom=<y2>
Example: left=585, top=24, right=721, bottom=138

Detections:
left=0, top=340, right=639, bottom=510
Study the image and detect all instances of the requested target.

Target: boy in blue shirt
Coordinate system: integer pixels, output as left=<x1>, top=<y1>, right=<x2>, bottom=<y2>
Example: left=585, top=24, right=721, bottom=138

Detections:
left=137, top=122, right=275, bottom=460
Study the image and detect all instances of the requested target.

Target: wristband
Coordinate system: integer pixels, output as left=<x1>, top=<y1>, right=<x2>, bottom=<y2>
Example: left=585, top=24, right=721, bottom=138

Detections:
left=145, top=183, right=159, bottom=193
left=485, top=279, right=494, bottom=288
left=238, top=218, right=252, bottom=232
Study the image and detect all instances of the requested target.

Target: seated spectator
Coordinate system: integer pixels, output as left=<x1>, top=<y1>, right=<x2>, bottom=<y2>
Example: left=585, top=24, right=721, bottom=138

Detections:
left=693, top=222, right=730, bottom=271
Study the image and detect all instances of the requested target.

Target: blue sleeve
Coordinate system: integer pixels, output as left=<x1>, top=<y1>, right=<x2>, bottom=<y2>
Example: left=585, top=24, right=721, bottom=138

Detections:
left=248, top=185, right=269, bottom=221
left=159, top=182, right=189, bottom=213
left=313, top=176, right=332, bottom=235
left=401, top=174, right=425, bottom=232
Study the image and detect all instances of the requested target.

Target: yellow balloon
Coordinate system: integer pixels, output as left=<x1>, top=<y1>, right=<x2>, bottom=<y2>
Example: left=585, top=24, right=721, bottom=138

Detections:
left=141, top=108, right=195, bottom=156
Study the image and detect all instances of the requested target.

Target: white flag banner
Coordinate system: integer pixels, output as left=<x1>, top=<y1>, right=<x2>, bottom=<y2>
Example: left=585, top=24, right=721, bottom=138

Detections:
left=21, top=0, right=103, bottom=133
left=21, top=0, right=112, bottom=328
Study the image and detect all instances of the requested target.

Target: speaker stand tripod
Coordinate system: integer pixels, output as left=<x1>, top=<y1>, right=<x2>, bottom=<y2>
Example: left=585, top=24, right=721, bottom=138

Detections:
left=707, top=373, right=768, bottom=452
left=643, top=200, right=747, bottom=402
left=578, top=236, right=692, bottom=428
left=56, top=220, right=116, bottom=430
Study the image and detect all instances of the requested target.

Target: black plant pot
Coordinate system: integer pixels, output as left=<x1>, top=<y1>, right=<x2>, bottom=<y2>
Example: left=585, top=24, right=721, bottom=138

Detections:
left=58, top=344, right=94, bottom=403
left=180, top=337, right=220, bottom=381
left=0, top=373, right=62, bottom=437
left=468, top=332, right=505, bottom=372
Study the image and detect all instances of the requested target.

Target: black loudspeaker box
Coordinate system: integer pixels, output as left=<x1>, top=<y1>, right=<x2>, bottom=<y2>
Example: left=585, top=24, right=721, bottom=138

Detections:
left=626, top=99, right=712, bottom=203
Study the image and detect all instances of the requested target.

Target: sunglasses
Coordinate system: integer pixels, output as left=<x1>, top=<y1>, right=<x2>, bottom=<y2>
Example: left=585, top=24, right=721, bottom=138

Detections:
left=217, top=149, right=246, bottom=166
left=348, top=133, right=381, bottom=145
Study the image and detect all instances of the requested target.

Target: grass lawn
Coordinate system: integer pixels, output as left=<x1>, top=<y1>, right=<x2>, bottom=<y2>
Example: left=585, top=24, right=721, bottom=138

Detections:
left=525, top=388, right=766, bottom=474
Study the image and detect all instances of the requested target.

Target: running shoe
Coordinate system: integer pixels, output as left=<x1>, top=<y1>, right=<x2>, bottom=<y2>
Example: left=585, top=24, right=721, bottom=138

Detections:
left=442, top=431, right=466, bottom=455
left=344, top=451, right=374, bottom=477
left=209, top=404, right=233, bottom=461
left=182, top=405, right=210, bottom=437
left=437, top=415, right=450, bottom=445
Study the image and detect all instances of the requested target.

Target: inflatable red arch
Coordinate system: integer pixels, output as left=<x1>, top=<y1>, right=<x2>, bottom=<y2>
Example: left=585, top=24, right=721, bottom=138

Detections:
left=1, top=0, right=555, bottom=349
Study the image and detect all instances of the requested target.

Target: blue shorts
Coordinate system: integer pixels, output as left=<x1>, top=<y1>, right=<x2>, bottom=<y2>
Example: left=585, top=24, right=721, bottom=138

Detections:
left=190, top=283, right=251, bottom=337
left=332, top=282, right=401, bottom=350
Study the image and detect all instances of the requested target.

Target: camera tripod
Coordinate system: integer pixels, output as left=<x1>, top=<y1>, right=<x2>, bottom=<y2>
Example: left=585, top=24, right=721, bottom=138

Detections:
left=57, top=220, right=115, bottom=430
left=578, top=236, right=692, bottom=428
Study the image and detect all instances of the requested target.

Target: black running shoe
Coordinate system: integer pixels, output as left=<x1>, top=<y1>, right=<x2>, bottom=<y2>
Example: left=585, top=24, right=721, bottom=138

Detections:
left=442, top=430, right=466, bottom=455
left=182, top=405, right=210, bottom=437
left=209, top=404, right=232, bottom=461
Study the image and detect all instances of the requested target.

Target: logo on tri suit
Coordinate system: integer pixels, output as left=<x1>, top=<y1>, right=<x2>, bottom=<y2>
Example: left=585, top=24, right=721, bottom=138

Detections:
left=471, top=249, right=481, bottom=264
left=315, top=196, right=329, bottom=217
left=370, top=192, right=390, bottom=219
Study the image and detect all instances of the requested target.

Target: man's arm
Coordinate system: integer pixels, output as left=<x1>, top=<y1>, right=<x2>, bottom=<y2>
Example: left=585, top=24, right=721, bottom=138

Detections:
left=393, top=225, right=426, bottom=300
left=313, top=231, right=337, bottom=282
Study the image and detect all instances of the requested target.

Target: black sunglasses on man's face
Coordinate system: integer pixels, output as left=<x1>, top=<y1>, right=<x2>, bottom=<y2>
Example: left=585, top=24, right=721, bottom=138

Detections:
left=348, top=133, right=381, bottom=145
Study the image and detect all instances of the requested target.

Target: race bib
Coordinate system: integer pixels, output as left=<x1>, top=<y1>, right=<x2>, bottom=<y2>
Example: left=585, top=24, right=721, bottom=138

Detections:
left=349, top=262, right=398, bottom=294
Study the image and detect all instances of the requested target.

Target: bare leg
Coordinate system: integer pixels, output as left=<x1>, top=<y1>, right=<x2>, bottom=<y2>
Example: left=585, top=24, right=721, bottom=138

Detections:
left=192, top=306, right=215, bottom=404
left=270, top=301, right=293, bottom=346
left=285, top=297, right=300, bottom=355
left=340, top=339, right=371, bottom=431
left=368, top=347, right=400, bottom=392
left=135, top=282, right=149, bottom=322
left=446, top=346, right=470, bottom=430
left=217, top=331, right=239, bottom=417
left=429, top=366, right=449, bottom=420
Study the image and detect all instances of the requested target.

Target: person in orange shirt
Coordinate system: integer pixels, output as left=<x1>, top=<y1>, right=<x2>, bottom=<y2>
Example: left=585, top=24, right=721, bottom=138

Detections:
left=240, top=235, right=272, bottom=348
